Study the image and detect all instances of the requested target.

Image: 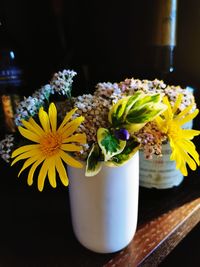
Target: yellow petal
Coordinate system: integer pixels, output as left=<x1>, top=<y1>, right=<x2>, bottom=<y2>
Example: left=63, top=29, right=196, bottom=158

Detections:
left=21, top=120, right=43, bottom=137
left=11, top=144, right=40, bottom=158
left=162, top=96, right=173, bottom=120
left=48, top=103, right=57, bottom=133
left=28, top=117, right=45, bottom=135
left=171, top=148, right=188, bottom=176
left=18, top=155, right=40, bottom=177
left=37, top=159, right=49, bottom=191
left=179, top=161, right=188, bottom=176
left=170, top=138, right=199, bottom=176
left=58, top=108, right=77, bottom=131
left=11, top=148, right=40, bottom=166
left=18, top=126, right=40, bottom=143
left=181, top=140, right=199, bottom=164
left=175, top=103, right=194, bottom=120
left=180, top=138, right=196, bottom=152
left=27, top=157, right=44, bottom=186
left=47, top=158, right=57, bottom=188
left=61, top=144, right=82, bottom=152
left=59, top=150, right=83, bottom=168
left=183, top=151, right=197, bottom=170
left=59, top=116, right=84, bottom=136
left=172, top=94, right=183, bottom=114
left=177, top=109, right=199, bottom=126
left=154, top=116, right=166, bottom=132
left=39, top=107, right=50, bottom=132
left=63, top=133, right=87, bottom=144
left=55, top=157, right=69, bottom=186
left=181, top=129, right=200, bottom=140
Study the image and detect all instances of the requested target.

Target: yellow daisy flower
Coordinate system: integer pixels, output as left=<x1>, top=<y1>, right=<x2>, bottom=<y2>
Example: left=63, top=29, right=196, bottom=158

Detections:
left=155, top=94, right=200, bottom=176
left=11, top=103, right=86, bottom=191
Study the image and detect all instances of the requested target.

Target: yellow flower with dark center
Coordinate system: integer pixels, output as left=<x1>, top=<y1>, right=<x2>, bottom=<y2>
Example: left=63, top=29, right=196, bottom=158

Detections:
left=11, top=103, right=86, bottom=191
left=155, top=94, right=200, bottom=176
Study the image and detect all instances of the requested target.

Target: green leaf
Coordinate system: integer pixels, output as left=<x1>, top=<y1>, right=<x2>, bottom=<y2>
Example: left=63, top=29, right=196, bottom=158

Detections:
left=106, top=138, right=140, bottom=167
left=108, top=92, right=142, bottom=127
left=126, top=122, right=146, bottom=134
left=125, top=98, right=167, bottom=133
left=124, top=92, right=142, bottom=115
left=108, top=98, right=127, bottom=126
left=130, top=94, right=161, bottom=110
left=126, top=107, right=150, bottom=123
left=126, top=106, right=165, bottom=123
left=85, top=143, right=102, bottom=177
left=97, top=128, right=126, bottom=161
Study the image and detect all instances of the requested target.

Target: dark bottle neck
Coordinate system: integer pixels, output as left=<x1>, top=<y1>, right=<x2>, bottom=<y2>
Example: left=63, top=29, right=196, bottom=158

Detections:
left=147, top=0, right=178, bottom=83
left=152, top=45, right=175, bottom=81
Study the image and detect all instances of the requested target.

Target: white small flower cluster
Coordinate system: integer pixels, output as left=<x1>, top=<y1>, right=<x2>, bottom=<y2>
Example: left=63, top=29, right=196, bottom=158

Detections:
left=50, top=69, right=77, bottom=96
left=73, top=94, right=111, bottom=142
left=94, top=82, right=123, bottom=104
left=164, top=85, right=196, bottom=111
left=135, top=122, right=167, bottom=159
left=72, top=94, right=111, bottom=159
left=119, top=78, right=195, bottom=110
left=14, top=69, right=77, bottom=126
left=14, top=84, right=53, bottom=126
left=94, top=78, right=195, bottom=111
left=0, top=134, right=14, bottom=163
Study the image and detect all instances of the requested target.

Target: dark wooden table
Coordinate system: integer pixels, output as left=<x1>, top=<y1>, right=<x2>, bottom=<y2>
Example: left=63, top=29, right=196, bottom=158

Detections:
left=0, top=157, right=200, bottom=267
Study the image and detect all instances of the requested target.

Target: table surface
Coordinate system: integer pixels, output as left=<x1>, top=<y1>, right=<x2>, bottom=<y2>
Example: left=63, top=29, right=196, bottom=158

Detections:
left=0, top=156, right=200, bottom=267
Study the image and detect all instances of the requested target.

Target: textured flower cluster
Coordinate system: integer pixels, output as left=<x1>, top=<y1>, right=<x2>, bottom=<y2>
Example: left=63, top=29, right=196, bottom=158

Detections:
left=14, top=70, right=77, bottom=126
left=94, top=78, right=195, bottom=111
left=50, top=69, right=77, bottom=96
left=0, top=134, right=14, bottom=163
left=14, top=84, right=53, bottom=126
left=135, top=122, right=167, bottom=159
left=73, top=94, right=110, bottom=140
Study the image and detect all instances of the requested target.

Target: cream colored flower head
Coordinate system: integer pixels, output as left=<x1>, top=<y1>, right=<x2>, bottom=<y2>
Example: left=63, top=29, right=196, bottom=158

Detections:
left=11, top=103, right=86, bottom=191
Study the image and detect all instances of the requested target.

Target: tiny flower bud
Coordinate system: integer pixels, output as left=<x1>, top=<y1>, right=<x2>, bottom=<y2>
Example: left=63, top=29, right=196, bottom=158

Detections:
left=114, top=128, right=130, bottom=141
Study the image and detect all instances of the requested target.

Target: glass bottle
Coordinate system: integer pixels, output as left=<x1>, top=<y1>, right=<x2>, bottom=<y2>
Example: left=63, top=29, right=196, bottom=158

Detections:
left=148, top=0, right=195, bottom=127
left=148, top=0, right=178, bottom=83
left=139, top=0, right=187, bottom=189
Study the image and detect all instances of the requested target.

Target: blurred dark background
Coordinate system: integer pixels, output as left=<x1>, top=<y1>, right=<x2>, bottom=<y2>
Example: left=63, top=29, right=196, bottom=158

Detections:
left=1, top=0, right=200, bottom=95
left=0, top=0, right=200, bottom=266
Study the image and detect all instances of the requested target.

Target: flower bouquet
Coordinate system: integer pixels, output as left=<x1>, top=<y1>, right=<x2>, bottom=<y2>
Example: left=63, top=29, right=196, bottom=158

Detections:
left=0, top=70, right=199, bottom=253
left=94, top=79, right=200, bottom=188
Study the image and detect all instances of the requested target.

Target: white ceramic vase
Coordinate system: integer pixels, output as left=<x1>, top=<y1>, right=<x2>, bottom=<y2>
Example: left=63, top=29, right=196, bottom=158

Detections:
left=67, top=152, right=139, bottom=253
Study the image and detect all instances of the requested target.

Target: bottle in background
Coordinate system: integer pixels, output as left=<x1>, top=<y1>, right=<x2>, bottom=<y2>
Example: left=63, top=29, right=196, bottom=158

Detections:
left=139, top=0, right=196, bottom=189
left=0, top=21, right=24, bottom=136
left=147, top=0, right=196, bottom=124
left=146, top=0, right=178, bottom=83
